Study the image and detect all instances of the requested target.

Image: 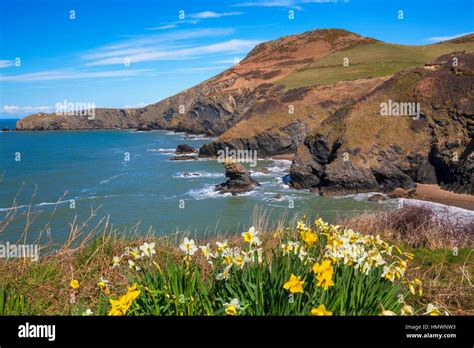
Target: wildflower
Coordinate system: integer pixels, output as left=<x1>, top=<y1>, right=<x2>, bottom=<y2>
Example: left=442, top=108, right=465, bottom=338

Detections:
left=70, top=279, right=79, bottom=289
left=401, top=305, right=414, bottom=316
left=381, top=309, right=396, bottom=316
left=316, top=270, right=335, bottom=291
left=382, top=265, right=396, bottom=282
left=129, top=247, right=141, bottom=260
left=242, top=226, right=259, bottom=245
left=224, top=298, right=241, bottom=316
left=310, top=304, right=332, bottom=316
left=98, top=278, right=111, bottom=295
left=300, top=230, right=317, bottom=247
left=108, top=285, right=141, bottom=316
left=199, top=243, right=213, bottom=260
left=216, top=265, right=232, bottom=281
left=83, top=308, right=93, bottom=316
left=283, top=274, right=305, bottom=294
left=216, top=240, right=229, bottom=253
left=98, top=277, right=109, bottom=288
left=281, top=241, right=300, bottom=256
left=179, top=237, right=198, bottom=256
left=112, top=256, right=121, bottom=268
left=233, top=255, right=245, bottom=269
left=297, top=221, right=307, bottom=230
left=128, top=260, right=141, bottom=271
left=139, top=242, right=156, bottom=258
left=408, top=278, right=423, bottom=296
left=298, top=246, right=308, bottom=262
left=312, top=260, right=332, bottom=275
left=424, top=303, right=440, bottom=316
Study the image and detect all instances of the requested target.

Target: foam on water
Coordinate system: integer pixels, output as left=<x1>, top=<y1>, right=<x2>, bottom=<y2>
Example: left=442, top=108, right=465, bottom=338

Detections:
left=173, top=171, right=224, bottom=179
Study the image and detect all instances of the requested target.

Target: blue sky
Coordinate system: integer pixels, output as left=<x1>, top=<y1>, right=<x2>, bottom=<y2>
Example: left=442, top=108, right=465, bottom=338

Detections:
left=0, top=0, right=472, bottom=119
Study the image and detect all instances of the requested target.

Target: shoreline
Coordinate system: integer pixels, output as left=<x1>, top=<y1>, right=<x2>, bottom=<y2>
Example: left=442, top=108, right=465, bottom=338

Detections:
left=389, top=184, right=474, bottom=211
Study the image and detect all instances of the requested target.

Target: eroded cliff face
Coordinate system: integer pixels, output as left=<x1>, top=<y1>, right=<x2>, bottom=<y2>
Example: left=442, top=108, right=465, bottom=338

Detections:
left=289, top=52, right=474, bottom=195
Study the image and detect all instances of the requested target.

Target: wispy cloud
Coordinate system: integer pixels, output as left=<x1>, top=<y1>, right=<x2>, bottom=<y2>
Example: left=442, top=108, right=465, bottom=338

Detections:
left=84, top=39, right=260, bottom=66
left=0, top=69, right=152, bottom=82
left=146, top=11, right=243, bottom=30
left=0, top=60, right=15, bottom=68
left=234, top=0, right=339, bottom=10
left=426, top=32, right=473, bottom=42
left=175, top=66, right=228, bottom=72
left=123, top=102, right=147, bottom=109
left=1, top=105, right=53, bottom=114
left=82, top=28, right=236, bottom=62
left=145, top=24, right=178, bottom=30
left=188, top=11, right=243, bottom=19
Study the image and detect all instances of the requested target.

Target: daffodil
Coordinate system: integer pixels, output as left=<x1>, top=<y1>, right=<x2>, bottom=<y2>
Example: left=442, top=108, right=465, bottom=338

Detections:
left=112, top=256, right=121, bottom=268
left=424, top=303, right=440, bottom=316
left=199, top=243, right=213, bottom=260
left=179, top=237, right=198, bottom=256
left=408, top=278, right=423, bottom=296
left=108, top=285, right=141, bottom=316
left=129, top=247, right=141, bottom=260
left=216, top=240, right=229, bottom=254
left=316, top=270, right=334, bottom=290
left=310, top=304, right=332, bottom=316
left=70, top=279, right=79, bottom=289
left=216, top=265, right=232, bottom=281
left=381, top=309, right=396, bottom=316
left=139, top=242, right=156, bottom=258
left=224, top=298, right=241, bottom=316
left=283, top=274, right=304, bottom=294
left=233, top=255, right=245, bottom=269
left=382, top=266, right=396, bottom=282
left=128, top=259, right=141, bottom=271
left=300, top=230, right=317, bottom=247
left=401, top=304, right=414, bottom=316
left=312, top=260, right=332, bottom=274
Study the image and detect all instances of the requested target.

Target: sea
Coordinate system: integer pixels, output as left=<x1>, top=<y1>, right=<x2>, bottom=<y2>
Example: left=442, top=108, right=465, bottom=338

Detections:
left=0, top=119, right=383, bottom=244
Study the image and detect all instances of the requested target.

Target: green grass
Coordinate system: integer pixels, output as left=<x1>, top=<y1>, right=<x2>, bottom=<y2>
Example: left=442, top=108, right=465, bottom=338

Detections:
left=278, top=40, right=474, bottom=89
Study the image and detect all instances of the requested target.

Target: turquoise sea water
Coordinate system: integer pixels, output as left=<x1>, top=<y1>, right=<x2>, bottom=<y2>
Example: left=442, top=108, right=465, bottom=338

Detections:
left=0, top=119, right=380, bottom=243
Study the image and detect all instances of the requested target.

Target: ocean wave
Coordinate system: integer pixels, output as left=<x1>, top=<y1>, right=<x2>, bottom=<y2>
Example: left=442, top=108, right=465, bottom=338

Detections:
left=180, top=135, right=217, bottom=141
left=0, top=199, right=71, bottom=212
left=187, top=185, right=256, bottom=200
left=99, top=173, right=125, bottom=185
left=147, top=148, right=175, bottom=154
left=173, top=171, right=224, bottom=179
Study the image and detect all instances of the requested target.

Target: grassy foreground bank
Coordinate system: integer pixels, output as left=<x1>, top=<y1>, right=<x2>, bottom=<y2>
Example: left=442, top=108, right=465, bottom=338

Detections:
left=0, top=206, right=472, bottom=316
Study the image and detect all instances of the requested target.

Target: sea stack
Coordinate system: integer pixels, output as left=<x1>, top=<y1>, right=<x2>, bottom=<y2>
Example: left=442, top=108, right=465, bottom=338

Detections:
left=216, top=160, right=259, bottom=195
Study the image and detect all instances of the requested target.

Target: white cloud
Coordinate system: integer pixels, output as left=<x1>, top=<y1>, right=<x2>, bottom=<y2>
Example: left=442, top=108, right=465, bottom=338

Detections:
left=0, top=69, right=152, bottom=82
left=85, top=39, right=261, bottom=66
left=1, top=105, right=53, bottom=114
left=0, top=60, right=14, bottom=68
left=426, top=32, right=473, bottom=42
left=234, top=0, right=303, bottom=9
left=81, top=28, right=236, bottom=62
left=176, top=66, right=228, bottom=72
left=188, top=11, right=243, bottom=19
left=234, top=0, right=339, bottom=9
left=123, top=102, right=147, bottom=108
left=145, top=24, right=178, bottom=30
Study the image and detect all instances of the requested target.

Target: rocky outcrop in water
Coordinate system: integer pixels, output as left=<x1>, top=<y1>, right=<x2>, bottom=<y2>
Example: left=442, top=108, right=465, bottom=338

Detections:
left=175, top=144, right=198, bottom=154
left=216, top=161, right=259, bottom=195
